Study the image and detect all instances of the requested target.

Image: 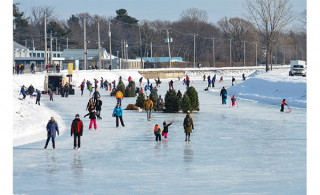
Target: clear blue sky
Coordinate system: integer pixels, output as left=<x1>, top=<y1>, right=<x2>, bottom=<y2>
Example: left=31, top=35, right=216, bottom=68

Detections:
left=15, top=0, right=306, bottom=24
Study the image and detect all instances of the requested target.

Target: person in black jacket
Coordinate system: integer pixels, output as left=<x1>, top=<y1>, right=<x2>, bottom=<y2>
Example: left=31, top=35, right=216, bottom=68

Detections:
left=232, top=76, right=235, bottom=86
left=71, top=114, right=83, bottom=150
left=220, top=87, right=227, bottom=104
left=92, top=88, right=100, bottom=104
left=60, top=84, right=65, bottom=97
left=100, top=77, right=104, bottom=89
left=28, top=84, right=34, bottom=99
left=95, top=97, right=102, bottom=119
left=30, top=63, right=35, bottom=74
left=84, top=109, right=102, bottom=130
left=64, top=84, right=69, bottom=97
left=81, top=81, right=85, bottom=96
left=162, top=121, right=173, bottom=138
left=36, top=90, right=41, bottom=105
left=177, top=90, right=182, bottom=101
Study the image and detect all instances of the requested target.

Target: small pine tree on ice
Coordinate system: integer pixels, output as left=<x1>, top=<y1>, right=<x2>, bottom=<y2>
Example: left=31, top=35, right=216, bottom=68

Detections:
left=149, top=88, right=158, bottom=109
left=116, top=82, right=125, bottom=94
left=181, top=92, right=192, bottom=113
left=136, top=92, right=145, bottom=108
left=124, top=85, right=131, bottom=97
left=186, top=86, right=199, bottom=111
left=164, top=89, right=180, bottom=113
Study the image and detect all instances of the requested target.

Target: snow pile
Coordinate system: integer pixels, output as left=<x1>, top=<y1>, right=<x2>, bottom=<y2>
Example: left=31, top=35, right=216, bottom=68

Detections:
left=13, top=92, right=65, bottom=147
left=227, top=69, right=306, bottom=108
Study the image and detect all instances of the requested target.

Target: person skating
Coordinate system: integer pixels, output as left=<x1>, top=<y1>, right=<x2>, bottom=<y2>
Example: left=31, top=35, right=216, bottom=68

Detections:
left=144, top=96, right=153, bottom=121
left=147, top=78, right=150, bottom=87
left=242, top=73, right=246, bottom=81
left=113, top=103, right=125, bottom=127
left=203, top=75, right=206, bottom=81
left=162, top=121, right=173, bottom=138
left=48, top=89, right=54, bottom=101
left=92, top=88, right=101, bottom=104
left=89, top=83, right=93, bottom=96
left=169, top=80, right=174, bottom=89
left=71, top=114, right=83, bottom=150
left=44, top=117, right=59, bottom=149
left=186, top=76, right=190, bottom=89
left=28, top=84, right=34, bottom=99
left=100, top=77, right=104, bottom=89
left=36, top=90, right=41, bottom=105
left=30, top=63, right=35, bottom=74
left=95, top=97, right=102, bottom=118
left=220, top=87, right=227, bottom=104
left=280, top=99, right=287, bottom=112
left=154, top=124, right=161, bottom=141
left=183, top=111, right=194, bottom=141
left=104, top=80, right=109, bottom=91
left=81, top=81, right=85, bottom=96
left=208, top=77, right=212, bottom=87
left=64, top=83, right=69, bottom=97
left=232, top=76, right=235, bottom=86
left=128, top=76, right=132, bottom=82
left=231, top=95, right=237, bottom=107
left=220, top=76, right=223, bottom=83
left=116, top=90, right=123, bottom=106
left=112, top=80, right=116, bottom=90
left=177, top=90, right=182, bottom=101
left=139, top=77, right=143, bottom=86
left=84, top=109, right=102, bottom=130
left=20, top=85, right=26, bottom=100
left=60, top=84, right=65, bottom=97
left=86, top=98, right=94, bottom=111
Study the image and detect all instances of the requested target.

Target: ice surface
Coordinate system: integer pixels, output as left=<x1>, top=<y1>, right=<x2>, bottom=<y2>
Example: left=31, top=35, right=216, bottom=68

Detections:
left=13, top=77, right=306, bottom=194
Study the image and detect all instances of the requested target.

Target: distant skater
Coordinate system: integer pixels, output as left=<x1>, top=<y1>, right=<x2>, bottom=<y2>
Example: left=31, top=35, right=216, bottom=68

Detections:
left=44, top=117, right=59, bottom=150
left=71, top=114, right=83, bottom=150
left=154, top=124, right=161, bottom=141
left=183, top=111, right=194, bottom=141
left=280, top=99, right=287, bottom=112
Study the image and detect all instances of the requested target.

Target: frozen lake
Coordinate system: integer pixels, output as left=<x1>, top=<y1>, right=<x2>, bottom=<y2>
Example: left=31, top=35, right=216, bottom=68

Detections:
left=13, top=78, right=306, bottom=194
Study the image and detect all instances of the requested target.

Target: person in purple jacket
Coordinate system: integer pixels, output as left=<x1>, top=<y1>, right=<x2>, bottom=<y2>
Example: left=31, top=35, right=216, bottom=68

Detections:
left=44, top=117, right=59, bottom=150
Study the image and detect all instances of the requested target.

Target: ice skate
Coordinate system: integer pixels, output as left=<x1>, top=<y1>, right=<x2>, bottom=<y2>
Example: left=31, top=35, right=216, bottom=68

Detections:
left=44, top=145, right=47, bottom=150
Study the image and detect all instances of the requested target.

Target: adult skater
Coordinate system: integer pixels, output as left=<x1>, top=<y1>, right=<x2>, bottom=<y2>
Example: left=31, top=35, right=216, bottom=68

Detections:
left=147, top=78, right=150, bottom=87
left=139, top=77, right=143, bottom=86
left=128, top=76, right=132, bottom=82
left=116, top=90, right=123, bottom=106
left=203, top=75, right=206, bottom=81
left=84, top=109, right=102, bottom=130
left=89, top=83, right=93, bottom=96
left=220, top=87, right=227, bottom=104
left=104, top=80, right=109, bottom=91
left=242, top=73, right=246, bottom=81
left=64, top=83, right=69, bottom=98
left=208, top=77, right=212, bottom=87
left=183, top=111, right=194, bottom=141
left=95, top=97, right=102, bottom=118
left=81, top=81, right=85, bottom=96
left=60, top=84, right=65, bottom=97
left=177, top=90, right=182, bottom=101
left=35, top=90, right=41, bottom=105
left=71, top=114, right=83, bottom=150
left=20, top=85, right=26, bottom=100
left=44, top=117, right=59, bottom=149
left=48, top=89, right=54, bottom=101
left=186, top=76, right=190, bottom=89
left=30, top=63, right=35, bottom=74
left=144, top=96, right=153, bottom=121
left=92, top=88, right=101, bottom=104
left=100, top=77, right=104, bottom=89
left=113, top=103, right=125, bottom=127
left=232, top=76, right=235, bottom=86
left=28, top=84, right=34, bottom=99
left=86, top=98, right=94, bottom=111
left=280, top=99, right=288, bottom=112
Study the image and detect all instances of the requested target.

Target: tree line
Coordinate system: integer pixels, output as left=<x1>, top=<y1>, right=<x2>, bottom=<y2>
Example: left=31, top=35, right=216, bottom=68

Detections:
left=13, top=0, right=306, bottom=69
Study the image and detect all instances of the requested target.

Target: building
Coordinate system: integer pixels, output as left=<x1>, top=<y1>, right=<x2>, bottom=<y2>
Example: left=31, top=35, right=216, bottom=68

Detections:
left=135, top=57, right=184, bottom=63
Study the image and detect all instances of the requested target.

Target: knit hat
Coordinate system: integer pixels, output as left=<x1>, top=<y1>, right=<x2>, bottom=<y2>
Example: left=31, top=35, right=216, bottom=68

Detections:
left=187, top=111, right=190, bottom=114
left=51, top=117, right=54, bottom=120
left=75, top=114, right=80, bottom=117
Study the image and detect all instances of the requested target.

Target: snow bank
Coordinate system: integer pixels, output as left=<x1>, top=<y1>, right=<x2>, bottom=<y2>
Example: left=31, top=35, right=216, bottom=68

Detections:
left=227, top=69, right=306, bottom=108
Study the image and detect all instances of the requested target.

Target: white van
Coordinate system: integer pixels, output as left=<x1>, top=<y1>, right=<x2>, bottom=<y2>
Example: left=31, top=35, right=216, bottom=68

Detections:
left=289, top=60, right=306, bottom=76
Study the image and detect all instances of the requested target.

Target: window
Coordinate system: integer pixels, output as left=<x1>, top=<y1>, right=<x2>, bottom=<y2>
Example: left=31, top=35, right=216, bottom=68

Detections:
left=293, top=65, right=304, bottom=68
left=37, top=53, right=40, bottom=57
left=57, top=54, right=60, bottom=57
left=30, top=53, right=32, bottom=57
left=41, top=53, right=44, bottom=57
left=53, top=54, right=56, bottom=57
left=33, top=53, right=36, bottom=57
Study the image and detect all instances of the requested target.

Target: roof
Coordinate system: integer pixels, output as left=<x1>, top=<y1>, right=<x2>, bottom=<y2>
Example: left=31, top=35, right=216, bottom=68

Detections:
left=14, top=41, right=29, bottom=51
left=136, top=57, right=184, bottom=62
left=61, top=49, right=107, bottom=60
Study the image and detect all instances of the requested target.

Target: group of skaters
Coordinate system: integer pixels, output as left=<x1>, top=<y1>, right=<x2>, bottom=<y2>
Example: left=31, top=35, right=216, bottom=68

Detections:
left=20, top=84, right=42, bottom=105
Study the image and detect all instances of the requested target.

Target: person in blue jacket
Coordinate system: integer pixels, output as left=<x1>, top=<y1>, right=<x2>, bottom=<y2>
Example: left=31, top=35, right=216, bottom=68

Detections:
left=44, top=117, right=59, bottom=149
left=20, top=85, right=26, bottom=100
left=113, top=103, right=125, bottom=127
left=220, top=87, right=227, bottom=104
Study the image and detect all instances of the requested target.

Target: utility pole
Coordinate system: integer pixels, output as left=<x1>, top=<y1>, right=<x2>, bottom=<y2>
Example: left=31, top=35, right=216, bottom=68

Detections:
left=167, top=30, right=172, bottom=68
left=296, top=44, right=297, bottom=60
left=50, top=31, right=53, bottom=65
left=256, top=42, right=257, bottom=66
left=55, top=37, right=57, bottom=52
left=229, top=39, right=232, bottom=67
left=25, top=39, right=27, bottom=48
left=243, top=41, right=246, bottom=67
left=121, top=39, right=123, bottom=69
left=84, top=17, right=87, bottom=70
left=32, top=38, right=34, bottom=50
left=284, top=46, right=286, bottom=64
left=193, top=33, right=196, bottom=68
left=289, top=45, right=291, bottom=62
left=212, top=38, right=215, bottom=67
left=98, top=20, right=101, bottom=69
left=44, top=10, right=47, bottom=66
left=139, top=25, right=143, bottom=67
left=151, top=42, right=153, bottom=63
left=109, top=20, right=112, bottom=70
left=67, top=37, right=68, bottom=49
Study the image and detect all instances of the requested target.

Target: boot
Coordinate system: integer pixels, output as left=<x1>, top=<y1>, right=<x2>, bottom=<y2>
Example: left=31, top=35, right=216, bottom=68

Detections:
left=73, top=147, right=76, bottom=150
left=185, top=137, right=187, bottom=141
left=53, top=146, right=55, bottom=150
left=188, top=137, right=191, bottom=141
left=44, top=145, right=47, bottom=150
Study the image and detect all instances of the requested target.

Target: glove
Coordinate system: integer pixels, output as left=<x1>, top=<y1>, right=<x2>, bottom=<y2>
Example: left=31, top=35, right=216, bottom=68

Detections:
left=171, top=122, right=173, bottom=124
left=84, top=116, right=86, bottom=118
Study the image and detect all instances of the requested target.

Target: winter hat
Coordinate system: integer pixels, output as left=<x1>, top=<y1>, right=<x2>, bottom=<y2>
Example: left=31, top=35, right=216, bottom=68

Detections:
left=187, top=111, right=190, bottom=114
left=75, top=114, right=80, bottom=117
left=283, top=99, right=286, bottom=101
left=51, top=117, right=54, bottom=120
left=233, top=95, right=235, bottom=98
left=163, top=121, right=166, bottom=125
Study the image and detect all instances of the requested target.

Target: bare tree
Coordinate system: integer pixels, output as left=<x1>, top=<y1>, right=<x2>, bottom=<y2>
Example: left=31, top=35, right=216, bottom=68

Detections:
left=243, top=0, right=296, bottom=71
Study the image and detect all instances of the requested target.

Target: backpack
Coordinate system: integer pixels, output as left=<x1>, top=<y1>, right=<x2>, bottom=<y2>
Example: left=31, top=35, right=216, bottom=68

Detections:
left=185, top=117, right=192, bottom=127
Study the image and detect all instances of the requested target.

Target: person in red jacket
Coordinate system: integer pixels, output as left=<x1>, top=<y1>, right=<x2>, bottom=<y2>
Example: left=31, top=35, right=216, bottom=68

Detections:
left=128, top=76, right=132, bottom=82
left=46, top=64, right=49, bottom=73
left=280, top=99, right=287, bottom=112
left=71, top=114, right=83, bottom=150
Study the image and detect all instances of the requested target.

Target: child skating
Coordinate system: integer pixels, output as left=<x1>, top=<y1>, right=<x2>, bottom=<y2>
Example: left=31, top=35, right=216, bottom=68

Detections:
left=280, top=99, right=291, bottom=113
left=84, top=109, right=102, bottom=130
left=154, top=124, right=162, bottom=141
left=230, top=95, right=238, bottom=108
left=162, top=121, right=173, bottom=139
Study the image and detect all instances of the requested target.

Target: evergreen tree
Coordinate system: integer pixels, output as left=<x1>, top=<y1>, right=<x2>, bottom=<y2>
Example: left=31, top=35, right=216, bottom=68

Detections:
left=164, top=89, right=180, bottom=113
left=115, top=9, right=139, bottom=24
left=116, top=82, right=125, bottom=94
left=128, top=81, right=136, bottom=97
left=149, top=88, right=158, bottom=109
left=186, top=86, right=199, bottom=111
left=181, top=92, right=192, bottom=113
left=124, top=85, right=131, bottom=97
left=136, top=92, right=145, bottom=108
left=13, top=4, right=30, bottom=44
